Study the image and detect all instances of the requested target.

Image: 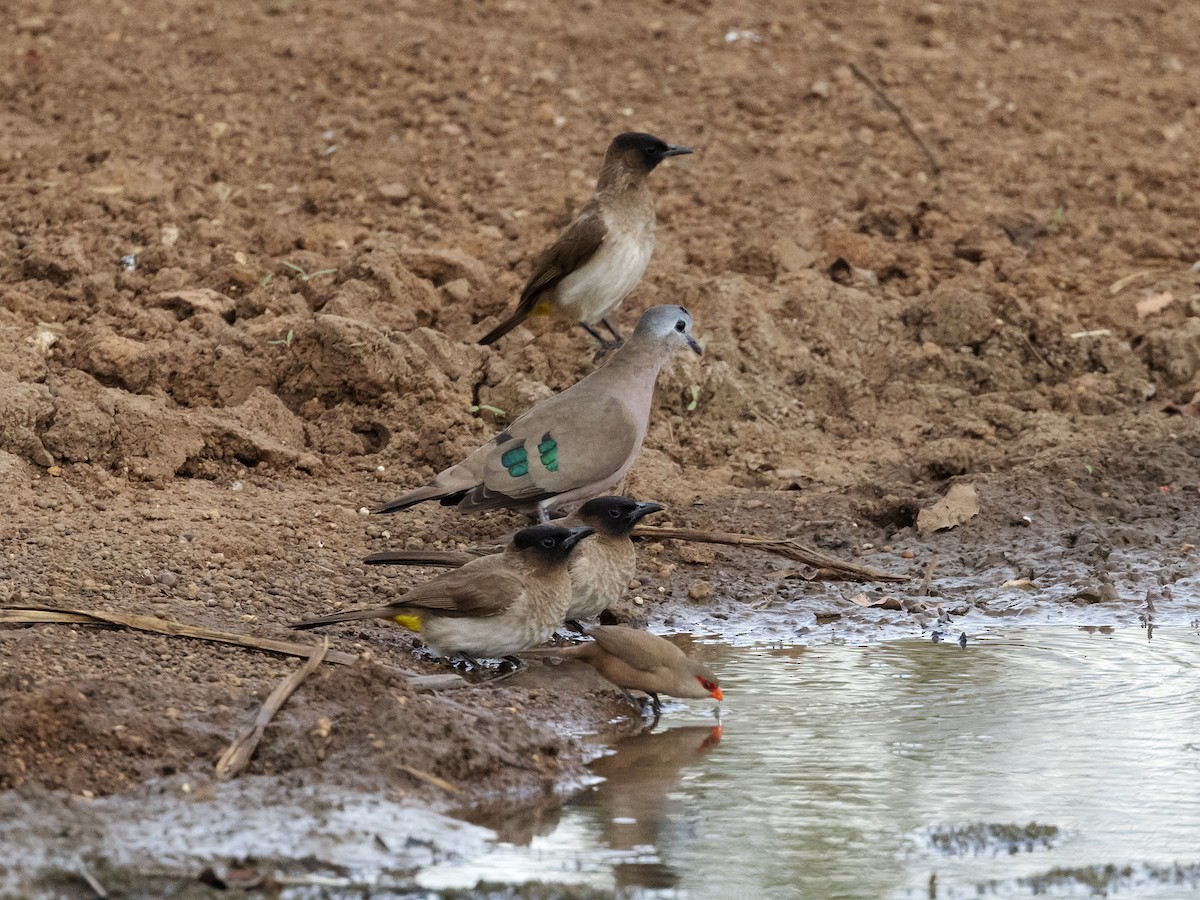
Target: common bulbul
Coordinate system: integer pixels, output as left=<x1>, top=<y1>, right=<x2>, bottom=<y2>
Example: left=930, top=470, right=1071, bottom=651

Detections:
left=364, top=496, right=665, bottom=622
left=478, top=132, right=692, bottom=347
left=292, top=525, right=593, bottom=659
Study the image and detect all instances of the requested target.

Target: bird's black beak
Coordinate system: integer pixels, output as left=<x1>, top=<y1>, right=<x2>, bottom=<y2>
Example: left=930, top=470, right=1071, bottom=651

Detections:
left=663, top=144, right=694, bottom=158
left=563, top=526, right=595, bottom=552
left=687, top=335, right=703, bottom=355
left=631, top=501, right=666, bottom=523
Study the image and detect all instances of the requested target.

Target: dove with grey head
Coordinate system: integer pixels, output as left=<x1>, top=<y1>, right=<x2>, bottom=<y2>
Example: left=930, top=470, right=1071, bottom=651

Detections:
left=378, top=305, right=702, bottom=523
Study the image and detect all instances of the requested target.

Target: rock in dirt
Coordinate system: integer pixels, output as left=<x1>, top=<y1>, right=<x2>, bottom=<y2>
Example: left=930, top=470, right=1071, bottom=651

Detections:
left=154, top=289, right=237, bottom=321
left=0, top=374, right=55, bottom=467
left=916, top=483, right=980, bottom=533
left=400, top=247, right=489, bottom=288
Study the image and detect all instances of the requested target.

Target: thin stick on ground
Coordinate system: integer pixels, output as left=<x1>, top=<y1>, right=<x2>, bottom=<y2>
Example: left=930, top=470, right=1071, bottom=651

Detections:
left=215, top=638, right=328, bottom=780
left=76, top=859, right=109, bottom=900
left=632, top=525, right=906, bottom=583
left=397, top=763, right=461, bottom=795
left=0, top=606, right=465, bottom=691
left=848, top=62, right=942, bottom=176
left=920, top=554, right=939, bottom=596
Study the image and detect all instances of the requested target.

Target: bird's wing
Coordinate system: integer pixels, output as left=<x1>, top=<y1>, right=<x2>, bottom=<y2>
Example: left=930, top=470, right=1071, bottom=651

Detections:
left=457, top=393, right=640, bottom=511
left=518, top=200, right=607, bottom=308
left=588, top=626, right=682, bottom=673
left=394, top=555, right=526, bottom=617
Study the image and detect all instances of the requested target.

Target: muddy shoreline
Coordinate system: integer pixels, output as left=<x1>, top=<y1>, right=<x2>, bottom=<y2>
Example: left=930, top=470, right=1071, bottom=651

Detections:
left=3, top=444, right=1196, bottom=808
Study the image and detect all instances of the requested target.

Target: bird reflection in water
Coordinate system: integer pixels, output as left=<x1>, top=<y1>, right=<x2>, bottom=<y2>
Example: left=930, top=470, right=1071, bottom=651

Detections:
left=576, top=723, right=723, bottom=892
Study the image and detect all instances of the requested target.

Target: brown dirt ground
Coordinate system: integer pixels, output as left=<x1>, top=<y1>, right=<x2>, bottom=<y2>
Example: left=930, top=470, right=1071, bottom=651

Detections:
left=2, top=0, right=1199, bottom=822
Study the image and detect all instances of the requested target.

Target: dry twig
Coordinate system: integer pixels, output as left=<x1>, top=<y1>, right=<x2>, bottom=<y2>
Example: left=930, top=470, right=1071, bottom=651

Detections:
left=919, top=554, right=939, bottom=596
left=397, top=763, right=461, bottom=795
left=849, top=62, right=942, bottom=175
left=215, top=639, right=328, bottom=780
left=76, top=859, right=109, bottom=899
left=0, top=606, right=359, bottom=663
left=632, top=525, right=905, bottom=582
left=0, top=606, right=464, bottom=691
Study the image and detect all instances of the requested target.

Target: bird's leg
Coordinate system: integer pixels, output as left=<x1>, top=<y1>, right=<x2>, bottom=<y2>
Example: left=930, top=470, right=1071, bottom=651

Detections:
left=501, top=655, right=527, bottom=675
left=600, top=318, right=625, bottom=346
left=649, top=692, right=662, bottom=715
left=579, top=322, right=621, bottom=364
left=564, top=619, right=587, bottom=634
left=617, top=688, right=642, bottom=710
left=578, top=321, right=614, bottom=348
left=448, top=652, right=481, bottom=671
left=647, top=704, right=662, bottom=729
left=479, top=656, right=526, bottom=684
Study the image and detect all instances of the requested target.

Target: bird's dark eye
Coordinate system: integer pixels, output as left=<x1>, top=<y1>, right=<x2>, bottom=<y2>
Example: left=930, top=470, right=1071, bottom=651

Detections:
left=698, top=678, right=712, bottom=690
left=608, top=507, right=622, bottom=518
left=541, top=538, right=555, bottom=549
left=674, top=320, right=686, bottom=332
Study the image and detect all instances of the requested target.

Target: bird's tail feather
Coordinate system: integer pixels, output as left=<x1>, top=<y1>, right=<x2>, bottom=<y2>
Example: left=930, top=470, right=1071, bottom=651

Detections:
left=364, top=549, right=478, bottom=567
left=375, top=483, right=457, bottom=515
left=292, top=607, right=396, bottom=631
left=478, top=308, right=529, bottom=345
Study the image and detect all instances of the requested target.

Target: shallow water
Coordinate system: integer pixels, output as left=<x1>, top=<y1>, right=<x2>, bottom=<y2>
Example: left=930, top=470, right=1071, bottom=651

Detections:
left=420, top=625, right=1200, bottom=898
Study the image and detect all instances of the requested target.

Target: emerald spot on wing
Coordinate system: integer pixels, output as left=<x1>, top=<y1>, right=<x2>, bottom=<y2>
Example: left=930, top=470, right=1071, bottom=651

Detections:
left=501, top=444, right=529, bottom=478
left=538, top=433, right=559, bottom=472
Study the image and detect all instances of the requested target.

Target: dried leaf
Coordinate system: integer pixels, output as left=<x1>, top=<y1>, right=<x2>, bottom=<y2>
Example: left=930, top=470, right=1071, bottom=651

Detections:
left=1135, top=291, right=1174, bottom=319
left=916, top=483, right=980, bottom=533
left=847, top=593, right=904, bottom=610
left=1001, top=578, right=1037, bottom=590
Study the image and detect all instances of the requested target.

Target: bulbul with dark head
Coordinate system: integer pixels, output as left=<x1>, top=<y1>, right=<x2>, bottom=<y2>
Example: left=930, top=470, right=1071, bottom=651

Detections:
left=524, top=624, right=723, bottom=715
left=365, top=496, right=666, bottom=623
left=478, top=132, right=693, bottom=349
left=377, top=305, right=702, bottom=523
left=292, top=524, right=593, bottom=662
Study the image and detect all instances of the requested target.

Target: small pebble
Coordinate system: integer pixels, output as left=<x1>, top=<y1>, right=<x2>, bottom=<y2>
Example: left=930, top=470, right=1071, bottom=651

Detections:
left=688, top=580, right=713, bottom=602
left=157, top=570, right=178, bottom=586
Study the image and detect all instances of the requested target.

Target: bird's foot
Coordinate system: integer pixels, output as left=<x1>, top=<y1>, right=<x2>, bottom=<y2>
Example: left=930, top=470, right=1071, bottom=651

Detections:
left=599, top=317, right=626, bottom=346
left=500, top=655, right=527, bottom=674
left=579, top=322, right=622, bottom=363
left=590, top=341, right=621, bottom=366
left=445, top=652, right=482, bottom=672
left=478, top=656, right=526, bottom=685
